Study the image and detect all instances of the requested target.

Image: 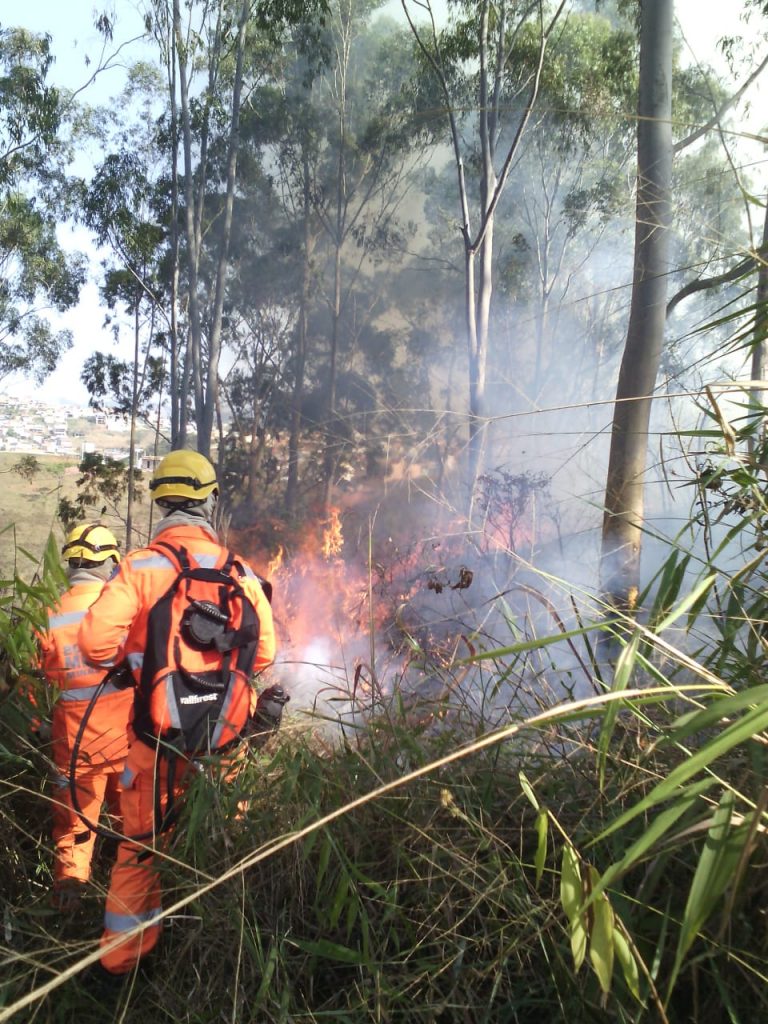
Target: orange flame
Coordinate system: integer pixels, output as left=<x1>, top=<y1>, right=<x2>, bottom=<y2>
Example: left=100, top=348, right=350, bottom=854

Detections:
left=321, top=508, right=343, bottom=560
left=267, top=544, right=284, bottom=577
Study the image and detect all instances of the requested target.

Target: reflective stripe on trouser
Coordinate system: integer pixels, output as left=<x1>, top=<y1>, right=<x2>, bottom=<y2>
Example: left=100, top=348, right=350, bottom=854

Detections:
left=50, top=766, right=123, bottom=883
left=99, top=744, right=189, bottom=974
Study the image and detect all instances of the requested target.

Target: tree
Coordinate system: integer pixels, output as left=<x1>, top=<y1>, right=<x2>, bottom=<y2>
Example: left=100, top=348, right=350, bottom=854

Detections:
left=599, top=1, right=768, bottom=608
left=600, top=0, right=673, bottom=607
left=80, top=66, right=170, bottom=549
left=153, top=0, right=328, bottom=460
left=401, top=0, right=567, bottom=501
left=230, top=4, right=426, bottom=518
left=0, top=28, right=85, bottom=384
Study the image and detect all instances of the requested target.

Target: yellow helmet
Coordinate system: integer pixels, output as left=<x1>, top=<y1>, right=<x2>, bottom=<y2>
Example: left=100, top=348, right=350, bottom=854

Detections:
left=62, top=524, right=121, bottom=564
left=149, top=449, right=218, bottom=504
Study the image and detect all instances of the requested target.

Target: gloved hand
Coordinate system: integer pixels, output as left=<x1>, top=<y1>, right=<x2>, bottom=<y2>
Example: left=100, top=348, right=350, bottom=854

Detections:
left=249, top=685, right=290, bottom=736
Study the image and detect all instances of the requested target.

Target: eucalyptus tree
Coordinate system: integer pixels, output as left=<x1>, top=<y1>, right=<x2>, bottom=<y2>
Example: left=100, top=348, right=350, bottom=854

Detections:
left=599, top=0, right=673, bottom=608
left=143, top=0, right=328, bottom=461
left=599, top=0, right=768, bottom=607
left=77, top=64, right=173, bottom=548
left=400, top=0, right=568, bottom=500
left=473, top=9, right=638, bottom=404
left=0, top=27, right=86, bottom=384
left=253, top=4, right=430, bottom=515
left=298, top=1, right=428, bottom=511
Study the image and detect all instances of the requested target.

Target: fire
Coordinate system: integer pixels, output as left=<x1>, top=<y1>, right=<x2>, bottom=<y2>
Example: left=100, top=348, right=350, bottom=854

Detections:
left=235, top=498, right=492, bottom=722
left=321, top=507, right=343, bottom=560
left=267, top=544, right=284, bottom=577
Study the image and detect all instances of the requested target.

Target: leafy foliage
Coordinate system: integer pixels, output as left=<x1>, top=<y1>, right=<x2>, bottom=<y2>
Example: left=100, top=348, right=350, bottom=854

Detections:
left=56, top=451, right=143, bottom=529
left=0, top=28, right=85, bottom=383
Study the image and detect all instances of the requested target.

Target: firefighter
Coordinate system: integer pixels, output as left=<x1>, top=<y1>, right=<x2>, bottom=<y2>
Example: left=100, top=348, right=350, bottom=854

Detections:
left=77, top=449, right=277, bottom=980
left=39, top=523, right=131, bottom=910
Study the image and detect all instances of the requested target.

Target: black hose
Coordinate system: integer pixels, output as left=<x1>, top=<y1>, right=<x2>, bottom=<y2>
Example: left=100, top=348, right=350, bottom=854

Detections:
left=68, top=677, right=177, bottom=844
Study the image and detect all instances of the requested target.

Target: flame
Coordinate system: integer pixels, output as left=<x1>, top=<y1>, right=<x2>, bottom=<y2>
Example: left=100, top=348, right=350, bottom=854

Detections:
left=267, top=544, right=284, bottom=577
left=321, top=507, right=343, bottom=560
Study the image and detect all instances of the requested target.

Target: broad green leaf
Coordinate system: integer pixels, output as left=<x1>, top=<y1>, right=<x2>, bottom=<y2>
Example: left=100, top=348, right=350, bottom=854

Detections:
left=560, top=844, right=582, bottom=922
left=534, top=808, right=548, bottom=886
left=647, top=552, right=690, bottom=626
left=315, top=831, right=332, bottom=892
left=654, top=574, right=717, bottom=633
left=329, top=870, right=351, bottom=930
left=571, top=914, right=587, bottom=971
left=670, top=791, right=748, bottom=994
left=588, top=779, right=715, bottom=897
left=588, top=867, right=614, bottom=994
left=518, top=770, right=540, bottom=810
left=292, top=937, right=366, bottom=964
left=561, top=844, right=586, bottom=971
left=597, top=631, right=640, bottom=791
left=594, top=703, right=768, bottom=844
left=254, top=940, right=279, bottom=1006
left=613, top=927, right=641, bottom=1000
left=668, top=687, right=768, bottom=745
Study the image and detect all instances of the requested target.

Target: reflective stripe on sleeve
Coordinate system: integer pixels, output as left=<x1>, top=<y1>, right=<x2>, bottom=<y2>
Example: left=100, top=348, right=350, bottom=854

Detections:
left=48, top=610, right=87, bottom=629
left=132, top=554, right=174, bottom=572
left=126, top=652, right=144, bottom=670
left=104, top=907, right=163, bottom=933
left=59, top=681, right=128, bottom=701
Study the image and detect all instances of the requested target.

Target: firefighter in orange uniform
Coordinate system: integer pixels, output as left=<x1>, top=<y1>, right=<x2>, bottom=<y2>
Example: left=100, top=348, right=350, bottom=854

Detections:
left=78, top=449, right=277, bottom=981
left=39, top=524, right=131, bottom=909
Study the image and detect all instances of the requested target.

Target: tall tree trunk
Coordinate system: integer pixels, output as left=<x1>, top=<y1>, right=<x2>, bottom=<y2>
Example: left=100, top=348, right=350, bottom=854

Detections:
left=174, top=0, right=203, bottom=449
left=287, top=146, right=312, bottom=518
left=467, top=0, right=494, bottom=493
left=323, top=235, right=343, bottom=512
left=601, top=0, right=673, bottom=607
left=200, top=0, right=249, bottom=458
left=322, top=3, right=351, bottom=513
left=126, top=291, right=141, bottom=550
left=168, top=22, right=183, bottom=448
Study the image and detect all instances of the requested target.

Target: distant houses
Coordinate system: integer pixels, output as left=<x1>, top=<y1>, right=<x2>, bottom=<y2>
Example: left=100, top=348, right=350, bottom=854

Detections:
left=0, top=395, right=194, bottom=465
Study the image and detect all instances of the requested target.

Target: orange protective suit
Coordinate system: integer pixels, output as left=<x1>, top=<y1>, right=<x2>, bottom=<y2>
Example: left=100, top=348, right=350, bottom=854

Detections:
left=78, top=522, right=276, bottom=976
left=40, top=578, right=133, bottom=886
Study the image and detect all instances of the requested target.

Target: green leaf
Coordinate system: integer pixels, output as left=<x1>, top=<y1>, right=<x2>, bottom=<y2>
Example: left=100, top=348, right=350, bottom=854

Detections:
left=667, top=687, right=768, bottom=746
left=597, top=631, right=640, bottom=791
left=315, top=830, right=332, bottom=892
left=594, top=702, right=768, bottom=845
left=518, top=770, right=540, bottom=810
left=534, top=808, right=548, bottom=886
left=588, top=866, right=614, bottom=994
left=654, top=574, right=717, bottom=633
left=561, top=844, right=586, bottom=971
left=292, top=937, right=366, bottom=964
left=329, top=870, right=351, bottom=930
left=613, top=927, right=641, bottom=1000
left=669, top=791, right=747, bottom=993
left=460, top=624, right=601, bottom=663
left=588, top=779, right=715, bottom=897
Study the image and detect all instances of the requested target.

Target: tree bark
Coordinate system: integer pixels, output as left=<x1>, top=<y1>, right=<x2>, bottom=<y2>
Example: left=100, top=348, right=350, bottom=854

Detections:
left=287, top=146, right=312, bottom=518
left=200, top=0, right=249, bottom=459
left=601, top=0, right=673, bottom=607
